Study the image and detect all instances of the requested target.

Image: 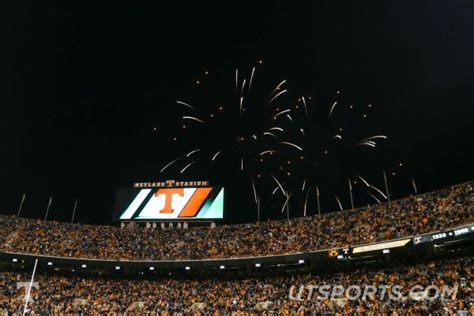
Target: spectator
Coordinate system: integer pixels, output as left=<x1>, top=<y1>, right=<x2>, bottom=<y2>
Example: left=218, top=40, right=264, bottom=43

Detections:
left=0, top=256, right=471, bottom=314
left=0, top=182, right=472, bottom=261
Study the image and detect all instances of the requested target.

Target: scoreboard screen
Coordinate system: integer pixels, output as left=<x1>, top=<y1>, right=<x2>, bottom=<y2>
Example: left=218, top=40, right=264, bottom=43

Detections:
left=114, top=186, right=224, bottom=221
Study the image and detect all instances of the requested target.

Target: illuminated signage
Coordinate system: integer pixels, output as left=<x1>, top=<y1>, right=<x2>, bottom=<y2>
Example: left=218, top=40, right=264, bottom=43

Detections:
left=454, top=227, right=470, bottom=236
left=431, top=232, right=447, bottom=241
left=413, top=236, right=423, bottom=245
left=352, top=239, right=410, bottom=254
left=133, top=180, right=210, bottom=188
left=116, top=186, right=224, bottom=221
left=413, top=224, right=474, bottom=245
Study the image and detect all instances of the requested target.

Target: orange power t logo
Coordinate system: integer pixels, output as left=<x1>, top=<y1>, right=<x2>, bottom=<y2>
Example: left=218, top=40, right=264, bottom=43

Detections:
left=155, top=188, right=185, bottom=213
left=155, top=187, right=212, bottom=217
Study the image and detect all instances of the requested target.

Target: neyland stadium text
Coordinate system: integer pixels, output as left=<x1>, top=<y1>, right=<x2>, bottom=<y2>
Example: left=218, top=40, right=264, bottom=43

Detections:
left=133, top=180, right=210, bottom=188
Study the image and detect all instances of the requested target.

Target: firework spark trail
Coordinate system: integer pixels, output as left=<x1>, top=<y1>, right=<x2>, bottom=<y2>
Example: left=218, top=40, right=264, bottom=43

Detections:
left=302, top=180, right=306, bottom=191
left=211, top=151, right=222, bottom=161
left=272, top=184, right=283, bottom=195
left=356, top=175, right=370, bottom=187
left=183, top=116, right=206, bottom=124
left=259, top=150, right=275, bottom=156
left=249, top=67, right=256, bottom=91
left=268, top=127, right=284, bottom=132
left=271, top=174, right=286, bottom=196
left=240, top=158, right=244, bottom=171
left=186, top=148, right=201, bottom=157
left=286, top=114, right=293, bottom=122
left=328, top=101, right=338, bottom=117
left=299, top=128, right=305, bottom=136
left=263, top=132, right=278, bottom=139
left=280, top=192, right=292, bottom=213
left=355, top=136, right=387, bottom=147
left=269, top=89, right=287, bottom=104
left=360, top=135, right=388, bottom=142
left=160, top=157, right=182, bottom=173
left=257, top=197, right=260, bottom=216
left=251, top=134, right=258, bottom=140
left=240, top=97, right=244, bottom=113
left=235, top=69, right=238, bottom=91
left=335, top=195, right=343, bottom=211
left=301, top=96, right=308, bottom=117
left=251, top=179, right=258, bottom=204
left=273, top=109, right=291, bottom=118
left=241, top=79, right=246, bottom=94
left=303, top=188, right=310, bottom=216
left=367, top=191, right=381, bottom=205
left=176, top=101, right=195, bottom=110
left=180, top=161, right=196, bottom=174
left=280, top=141, right=303, bottom=151
left=354, top=140, right=376, bottom=147
left=369, top=184, right=388, bottom=199
left=332, top=134, right=342, bottom=140
left=271, top=80, right=286, bottom=95
left=257, top=196, right=261, bottom=221
left=355, top=141, right=376, bottom=148
left=315, top=186, right=321, bottom=216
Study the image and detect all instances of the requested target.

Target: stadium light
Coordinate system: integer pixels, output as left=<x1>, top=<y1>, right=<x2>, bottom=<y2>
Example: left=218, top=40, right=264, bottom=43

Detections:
left=115, top=266, right=120, bottom=270
left=382, top=249, right=390, bottom=254
left=149, top=267, right=155, bottom=271
left=298, top=259, right=305, bottom=264
left=47, top=262, right=53, bottom=266
left=81, top=264, right=87, bottom=268
left=219, top=265, right=225, bottom=269
left=185, top=266, right=191, bottom=271
left=12, top=258, right=18, bottom=263
left=255, top=263, right=261, bottom=268
left=337, top=255, right=344, bottom=259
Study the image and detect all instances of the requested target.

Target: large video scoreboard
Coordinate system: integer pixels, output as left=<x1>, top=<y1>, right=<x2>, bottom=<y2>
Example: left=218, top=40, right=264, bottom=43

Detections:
left=114, top=180, right=224, bottom=221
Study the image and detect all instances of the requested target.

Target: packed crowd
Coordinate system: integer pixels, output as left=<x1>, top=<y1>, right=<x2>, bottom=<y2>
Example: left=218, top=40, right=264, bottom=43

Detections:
left=0, top=256, right=472, bottom=314
left=0, top=182, right=472, bottom=261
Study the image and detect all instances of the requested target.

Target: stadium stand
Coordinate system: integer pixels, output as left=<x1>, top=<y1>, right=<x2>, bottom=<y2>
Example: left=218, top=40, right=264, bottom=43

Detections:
left=0, top=255, right=472, bottom=314
left=0, top=181, right=472, bottom=314
left=0, top=182, right=472, bottom=261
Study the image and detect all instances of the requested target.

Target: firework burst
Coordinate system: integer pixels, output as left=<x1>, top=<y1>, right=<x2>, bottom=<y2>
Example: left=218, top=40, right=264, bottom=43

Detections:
left=160, top=65, right=394, bottom=220
left=268, top=90, right=390, bottom=217
left=161, top=64, right=303, bottom=212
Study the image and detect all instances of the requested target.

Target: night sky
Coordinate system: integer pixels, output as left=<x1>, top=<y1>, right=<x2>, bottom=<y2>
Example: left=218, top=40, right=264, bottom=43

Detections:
left=1, top=1, right=473, bottom=224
